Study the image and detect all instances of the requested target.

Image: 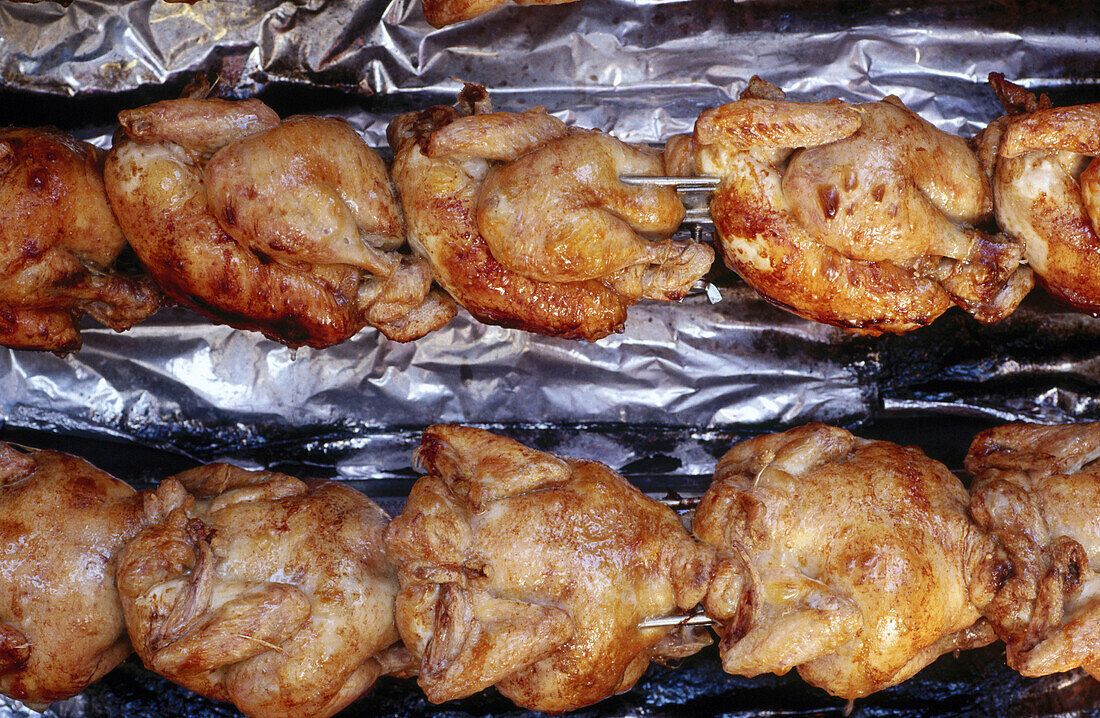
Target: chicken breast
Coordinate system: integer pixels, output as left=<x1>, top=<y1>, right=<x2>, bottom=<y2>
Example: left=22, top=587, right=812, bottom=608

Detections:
left=695, top=423, right=1003, bottom=699
left=690, top=77, right=1032, bottom=334
left=0, top=128, right=162, bottom=351
left=115, top=464, right=409, bottom=718
left=967, top=421, right=1100, bottom=679
left=104, top=97, right=454, bottom=348
left=388, top=84, right=712, bottom=341
left=385, top=425, right=716, bottom=712
left=0, top=443, right=146, bottom=708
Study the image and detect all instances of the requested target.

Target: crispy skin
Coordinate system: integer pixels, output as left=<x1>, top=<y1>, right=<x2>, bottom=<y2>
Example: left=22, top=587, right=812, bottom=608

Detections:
left=388, top=87, right=711, bottom=340
left=105, top=98, right=454, bottom=348
left=0, top=444, right=146, bottom=707
left=967, top=422, right=1100, bottom=679
left=0, top=128, right=163, bottom=351
left=663, top=134, right=700, bottom=177
left=116, top=465, right=407, bottom=718
left=692, top=78, right=1032, bottom=335
left=422, top=0, right=578, bottom=28
left=385, top=425, right=715, bottom=712
left=0, top=306, right=79, bottom=351
left=979, top=74, right=1100, bottom=314
left=695, top=423, right=1001, bottom=699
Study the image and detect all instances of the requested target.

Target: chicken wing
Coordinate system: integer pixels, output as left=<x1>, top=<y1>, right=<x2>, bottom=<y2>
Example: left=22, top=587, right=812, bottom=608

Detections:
left=104, top=97, right=455, bottom=348
left=115, top=464, right=408, bottom=718
left=384, top=425, right=716, bottom=712
left=0, top=128, right=163, bottom=351
left=0, top=443, right=146, bottom=708
left=388, top=85, right=713, bottom=340
left=976, top=74, right=1100, bottom=314
left=967, top=422, right=1100, bottom=679
left=691, top=77, right=1032, bottom=334
left=422, top=0, right=578, bottom=28
left=694, top=423, right=1003, bottom=699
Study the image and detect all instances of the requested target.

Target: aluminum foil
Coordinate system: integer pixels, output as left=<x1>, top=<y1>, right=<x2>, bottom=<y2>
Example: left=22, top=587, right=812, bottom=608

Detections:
left=4, top=0, right=1100, bottom=139
left=3, top=1, right=1100, bottom=717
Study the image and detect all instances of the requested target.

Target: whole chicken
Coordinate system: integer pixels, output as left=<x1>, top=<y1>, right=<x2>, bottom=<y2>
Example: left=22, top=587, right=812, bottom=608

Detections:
left=967, top=421, right=1100, bottom=678
left=691, top=77, right=1032, bottom=334
left=105, top=96, right=455, bottom=348
left=385, top=425, right=716, bottom=712
left=975, top=74, right=1100, bottom=314
left=694, top=423, right=1004, bottom=699
left=423, top=0, right=579, bottom=27
left=0, top=442, right=146, bottom=707
left=388, top=85, right=713, bottom=341
left=115, top=464, right=409, bottom=718
left=0, top=128, right=163, bottom=351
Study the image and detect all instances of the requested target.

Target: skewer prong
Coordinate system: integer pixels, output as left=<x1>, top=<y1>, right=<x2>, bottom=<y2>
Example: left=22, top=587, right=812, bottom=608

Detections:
left=638, top=612, right=718, bottom=629
left=653, top=492, right=703, bottom=510
left=620, top=175, right=721, bottom=192
left=683, top=208, right=713, bottom=225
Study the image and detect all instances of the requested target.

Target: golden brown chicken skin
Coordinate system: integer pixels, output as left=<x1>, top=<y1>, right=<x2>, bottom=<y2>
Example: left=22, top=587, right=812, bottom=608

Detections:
left=115, top=465, right=409, bottom=718
left=388, top=85, right=712, bottom=341
left=0, top=443, right=146, bottom=708
left=0, top=128, right=163, bottom=351
left=691, top=78, right=1032, bottom=335
left=976, top=74, right=1100, bottom=315
left=694, top=423, right=1004, bottom=699
left=104, top=98, right=454, bottom=348
left=967, top=422, right=1100, bottom=679
left=663, top=133, right=701, bottom=177
left=385, top=425, right=716, bottom=713
left=422, top=0, right=578, bottom=28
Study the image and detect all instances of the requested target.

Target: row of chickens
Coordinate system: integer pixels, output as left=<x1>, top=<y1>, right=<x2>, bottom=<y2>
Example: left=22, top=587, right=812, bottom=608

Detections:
left=4, top=420, right=1100, bottom=716
left=4, top=74, right=1097, bottom=351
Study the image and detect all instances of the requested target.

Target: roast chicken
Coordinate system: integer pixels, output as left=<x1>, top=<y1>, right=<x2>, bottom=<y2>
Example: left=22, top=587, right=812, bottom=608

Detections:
left=384, top=425, right=716, bottom=712
left=388, top=85, right=713, bottom=340
left=976, top=73, right=1100, bottom=314
left=967, top=421, right=1100, bottom=678
left=0, top=128, right=162, bottom=351
left=115, top=464, right=409, bottom=718
left=0, top=442, right=146, bottom=707
left=104, top=97, right=455, bottom=348
left=690, top=77, right=1032, bottom=334
left=422, top=0, right=579, bottom=28
left=694, top=423, right=1004, bottom=699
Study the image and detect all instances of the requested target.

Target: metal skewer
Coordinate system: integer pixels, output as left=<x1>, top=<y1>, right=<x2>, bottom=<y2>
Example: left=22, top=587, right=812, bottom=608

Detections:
left=683, top=208, right=714, bottom=225
left=620, top=175, right=721, bottom=192
left=654, top=491, right=704, bottom=510
left=638, top=608, right=719, bottom=629
left=620, top=175, right=717, bottom=227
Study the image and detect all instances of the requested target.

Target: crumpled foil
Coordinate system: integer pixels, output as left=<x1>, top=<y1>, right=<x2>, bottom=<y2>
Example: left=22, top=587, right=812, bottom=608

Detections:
left=3, top=1, right=1100, bottom=716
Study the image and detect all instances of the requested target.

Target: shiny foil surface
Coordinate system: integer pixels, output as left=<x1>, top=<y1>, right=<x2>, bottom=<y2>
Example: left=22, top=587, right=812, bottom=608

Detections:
left=2, top=0, right=1100, bottom=716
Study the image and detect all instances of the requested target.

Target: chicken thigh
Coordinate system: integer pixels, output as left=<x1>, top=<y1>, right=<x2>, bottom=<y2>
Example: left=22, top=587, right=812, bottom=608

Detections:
left=691, top=77, right=1032, bottom=334
left=115, top=464, right=408, bottom=718
left=0, top=443, right=146, bottom=707
left=694, top=423, right=1003, bottom=699
left=388, top=85, right=712, bottom=340
left=0, top=128, right=162, bottom=351
left=385, top=425, right=716, bottom=712
left=967, top=422, right=1100, bottom=679
left=105, top=97, right=454, bottom=347
left=976, top=74, right=1100, bottom=314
